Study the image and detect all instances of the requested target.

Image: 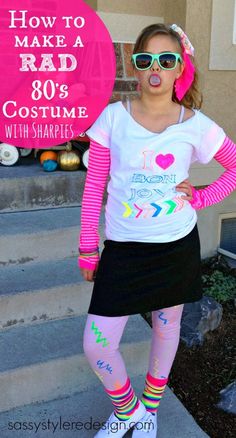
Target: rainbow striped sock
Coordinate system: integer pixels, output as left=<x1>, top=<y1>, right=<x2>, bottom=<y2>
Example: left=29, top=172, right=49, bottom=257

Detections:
left=105, top=377, right=140, bottom=420
left=141, top=372, right=168, bottom=414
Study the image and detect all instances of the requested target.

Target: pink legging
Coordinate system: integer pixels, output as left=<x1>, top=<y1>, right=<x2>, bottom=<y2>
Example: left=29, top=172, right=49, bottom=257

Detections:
left=83, top=304, right=184, bottom=390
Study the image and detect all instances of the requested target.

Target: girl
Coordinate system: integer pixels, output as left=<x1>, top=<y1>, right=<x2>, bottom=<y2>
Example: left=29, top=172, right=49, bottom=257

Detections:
left=78, top=23, right=236, bottom=437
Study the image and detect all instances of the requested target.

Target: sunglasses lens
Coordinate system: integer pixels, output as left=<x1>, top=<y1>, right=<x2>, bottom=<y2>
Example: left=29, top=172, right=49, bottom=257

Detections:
left=135, top=54, right=152, bottom=69
left=159, top=53, right=177, bottom=69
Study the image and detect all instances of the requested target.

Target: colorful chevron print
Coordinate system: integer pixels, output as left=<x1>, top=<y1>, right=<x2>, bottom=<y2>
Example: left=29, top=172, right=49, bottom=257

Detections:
left=122, top=195, right=185, bottom=219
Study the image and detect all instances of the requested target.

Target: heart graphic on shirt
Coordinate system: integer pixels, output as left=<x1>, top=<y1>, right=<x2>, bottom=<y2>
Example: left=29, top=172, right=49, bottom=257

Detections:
left=155, top=153, right=175, bottom=169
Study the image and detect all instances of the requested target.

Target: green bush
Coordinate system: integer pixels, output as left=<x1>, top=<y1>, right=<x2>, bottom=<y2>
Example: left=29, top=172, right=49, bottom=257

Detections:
left=202, top=270, right=236, bottom=303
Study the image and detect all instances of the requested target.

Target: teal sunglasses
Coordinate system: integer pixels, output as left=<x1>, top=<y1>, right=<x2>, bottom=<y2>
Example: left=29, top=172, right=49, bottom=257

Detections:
left=131, top=52, right=183, bottom=71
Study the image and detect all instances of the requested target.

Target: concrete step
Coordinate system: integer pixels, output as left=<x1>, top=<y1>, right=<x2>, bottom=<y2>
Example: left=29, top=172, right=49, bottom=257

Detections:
left=0, top=206, right=105, bottom=266
left=0, top=314, right=152, bottom=413
left=0, top=257, right=93, bottom=329
left=0, top=281, right=92, bottom=330
left=0, top=375, right=210, bottom=438
left=0, top=206, right=106, bottom=328
left=0, top=160, right=87, bottom=212
left=0, top=205, right=107, bottom=329
left=2, top=258, right=83, bottom=295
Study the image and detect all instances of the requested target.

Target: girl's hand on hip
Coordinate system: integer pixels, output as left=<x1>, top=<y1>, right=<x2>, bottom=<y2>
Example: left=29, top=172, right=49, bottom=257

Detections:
left=176, top=179, right=194, bottom=200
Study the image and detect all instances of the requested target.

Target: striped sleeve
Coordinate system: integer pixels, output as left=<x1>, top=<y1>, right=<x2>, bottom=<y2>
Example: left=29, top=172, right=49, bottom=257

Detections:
left=189, top=136, right=236, bottom=210
left=78, top=139, right=110, bottom=269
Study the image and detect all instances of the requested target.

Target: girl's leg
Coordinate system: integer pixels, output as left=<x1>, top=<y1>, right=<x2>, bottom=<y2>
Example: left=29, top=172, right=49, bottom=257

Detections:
left=83, top=313, right=130, bottom=390
left=141, top=304, right=184, bottom=414
left=83, top=313, right=146, bottom=434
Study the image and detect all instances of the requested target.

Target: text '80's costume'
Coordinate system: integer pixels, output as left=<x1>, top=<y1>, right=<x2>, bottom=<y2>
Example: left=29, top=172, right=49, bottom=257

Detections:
left=84, top=100, right=226, bottom=317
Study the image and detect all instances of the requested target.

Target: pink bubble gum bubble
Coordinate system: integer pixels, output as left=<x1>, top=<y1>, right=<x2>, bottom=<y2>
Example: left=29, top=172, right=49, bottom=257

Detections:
left=0, top=0, right=116, bottom=149
left=149, top=74, right=161, bottom=86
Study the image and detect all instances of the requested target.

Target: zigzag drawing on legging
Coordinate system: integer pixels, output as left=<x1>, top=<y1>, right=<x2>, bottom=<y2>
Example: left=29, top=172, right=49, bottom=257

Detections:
left=91, top=321, right=110, bottom=347
left=153, top=356, right=159, bottom=377
left=96, top=359, right=113, bottom=374
left=157, top=310, right=168, bottom=325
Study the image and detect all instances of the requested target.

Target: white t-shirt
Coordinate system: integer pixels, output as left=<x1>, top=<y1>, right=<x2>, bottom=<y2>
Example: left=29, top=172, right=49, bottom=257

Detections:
left=86, top=101, right=226, bottom=243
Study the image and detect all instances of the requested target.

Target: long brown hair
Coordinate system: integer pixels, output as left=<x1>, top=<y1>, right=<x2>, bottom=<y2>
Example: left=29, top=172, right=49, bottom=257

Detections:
left=133, top=23, right=203, bottom=109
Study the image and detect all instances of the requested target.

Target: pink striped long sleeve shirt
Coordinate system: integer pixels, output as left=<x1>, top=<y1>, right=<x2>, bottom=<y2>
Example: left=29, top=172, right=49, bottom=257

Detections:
left=78, top=136, right=236, bottom=270
left=78, top=140, right=110, bottom=270
left=189, top=136, right=236, bottom=209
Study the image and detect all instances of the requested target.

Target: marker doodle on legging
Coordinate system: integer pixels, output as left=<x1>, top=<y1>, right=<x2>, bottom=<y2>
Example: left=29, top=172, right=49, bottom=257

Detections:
left=153, top=357, right=159, bottom=377
left=157, top=310, right=168, bottom=325
left=91, top=321, right=110, bottom=347
left=154, top=326, right=165, bottom=339
left=96, top=359, right=113, bottom=374
left=152, top=358, right=167, bottom=379
left=94, top=369, right=104, bottom=383
left=114, top=380, right=123, bottom=390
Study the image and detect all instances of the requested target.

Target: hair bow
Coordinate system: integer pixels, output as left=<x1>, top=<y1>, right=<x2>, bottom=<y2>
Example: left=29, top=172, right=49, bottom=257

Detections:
left=170, top=24, right=195, bottom=101
left=171, top=24, right=195, bottom=56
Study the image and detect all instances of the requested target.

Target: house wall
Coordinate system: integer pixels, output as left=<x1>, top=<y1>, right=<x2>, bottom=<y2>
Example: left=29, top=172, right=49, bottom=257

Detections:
left=85, top=0, right=236, bottom=258
left=185, top=0, right=236, bottom=257
left=85, top=0, right=98, bottom=9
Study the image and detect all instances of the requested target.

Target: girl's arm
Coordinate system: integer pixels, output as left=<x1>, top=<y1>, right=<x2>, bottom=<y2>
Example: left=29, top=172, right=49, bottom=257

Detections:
left=189, top=136, right=236, bottom=210
left=78, top=139, right=110, bottom=270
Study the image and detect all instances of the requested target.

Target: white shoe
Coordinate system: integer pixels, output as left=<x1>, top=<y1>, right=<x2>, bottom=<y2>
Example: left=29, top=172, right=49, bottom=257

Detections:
left=131, top=411, right=158, bottom=437
left=94, top=401, right=147, bottom=437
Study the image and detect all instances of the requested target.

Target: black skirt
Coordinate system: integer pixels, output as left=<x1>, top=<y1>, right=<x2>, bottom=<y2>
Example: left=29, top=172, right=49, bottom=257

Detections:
left=88, top=224, right=203, bottom=317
